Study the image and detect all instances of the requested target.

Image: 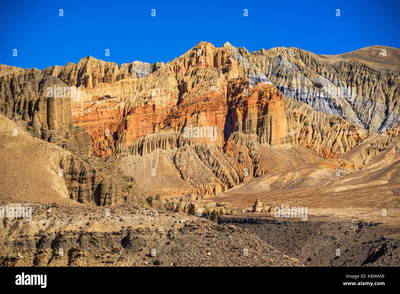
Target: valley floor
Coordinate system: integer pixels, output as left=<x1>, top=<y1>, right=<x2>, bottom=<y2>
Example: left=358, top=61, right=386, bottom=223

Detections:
left=1, top=201, right=399, bottom=267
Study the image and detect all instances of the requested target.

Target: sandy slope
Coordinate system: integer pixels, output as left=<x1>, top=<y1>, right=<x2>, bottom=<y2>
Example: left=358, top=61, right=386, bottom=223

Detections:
left=0, top=115, right=74, bottom=204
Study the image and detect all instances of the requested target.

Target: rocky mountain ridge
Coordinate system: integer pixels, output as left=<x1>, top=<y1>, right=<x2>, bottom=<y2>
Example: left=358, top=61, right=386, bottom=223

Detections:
left=0, top=41, right=399, bottom=210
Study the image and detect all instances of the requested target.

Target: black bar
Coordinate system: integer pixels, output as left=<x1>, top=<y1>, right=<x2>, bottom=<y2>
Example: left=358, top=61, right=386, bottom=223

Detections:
left=1, top=267, right=399, bottom=291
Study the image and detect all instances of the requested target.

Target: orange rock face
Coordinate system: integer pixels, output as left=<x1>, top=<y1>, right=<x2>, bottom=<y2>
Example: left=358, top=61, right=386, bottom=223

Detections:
left=71, top=97, right=125, bottom=157
left=62, top=41, right=368, bottom=160
left=1, top=41, right=398, bottom=205
left=228, top=83, right=289, bottom=145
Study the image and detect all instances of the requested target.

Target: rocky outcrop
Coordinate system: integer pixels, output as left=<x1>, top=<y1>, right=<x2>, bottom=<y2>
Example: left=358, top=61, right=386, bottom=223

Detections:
left=226, top=82, right=289, bottom=145
left=0, top=67, right=93, bottom=158
left=284, top=97, right=367, bottom=158
left=59, top=155, right=97, bottom=204
left=230, top=45, right=400, bottom=133
left=0, top=203, right=300, bottom=266
left=60, top=154, right=136, bottom=206
left=0, top=68, right=68, bottom=131
left=43, top=57, right=163, bottom=88
left=1, top=42, right=400, bottom=268
left=342, top=127, right=400, bottom=168
left=146, top=195, right=238, bottom=217
left=1, top=41, right=399, bottom=203
left=0, top=113, right=136, bottom=206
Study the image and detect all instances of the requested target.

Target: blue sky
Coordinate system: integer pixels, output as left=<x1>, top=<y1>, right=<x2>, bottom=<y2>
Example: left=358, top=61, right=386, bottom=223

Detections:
left=0, top=0, right=399, bottom=69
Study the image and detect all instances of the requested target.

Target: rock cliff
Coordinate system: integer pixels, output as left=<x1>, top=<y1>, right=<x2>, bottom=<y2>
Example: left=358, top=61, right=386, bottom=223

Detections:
left=0, top=41, right=399, bottom=206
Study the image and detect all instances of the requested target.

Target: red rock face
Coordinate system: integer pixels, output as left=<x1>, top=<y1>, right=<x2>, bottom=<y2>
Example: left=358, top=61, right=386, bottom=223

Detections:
left=71, top=82, right=291, bottom=157
left=67, top=42, right=241, bottom=156
left=71, top=97, right=125, bottom=157
left=61, top=41, right=366, bottom=160
left=1, top=42, right=396, bottom=206
left=228, top=83, right=289, bottom=145
left=124, top=103, right=171, bottom=143
left=164, top=93, right=228, bottom=146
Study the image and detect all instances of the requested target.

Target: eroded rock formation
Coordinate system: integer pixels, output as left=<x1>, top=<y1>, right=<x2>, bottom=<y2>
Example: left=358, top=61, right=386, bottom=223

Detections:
left=0, top=41, right=399, bottom=206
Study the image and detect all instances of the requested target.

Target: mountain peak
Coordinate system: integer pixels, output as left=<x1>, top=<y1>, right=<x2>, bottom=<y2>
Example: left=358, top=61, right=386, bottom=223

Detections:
left=223, top=41, right=233, bottom=48
left=193, top=41, right=215, bottom=49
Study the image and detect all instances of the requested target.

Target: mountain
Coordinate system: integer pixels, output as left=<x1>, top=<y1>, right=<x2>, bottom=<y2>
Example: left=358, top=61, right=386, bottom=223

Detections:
left=0, top=42, right=399, bottom=266
left=1, top=41, right=399, bottom=202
